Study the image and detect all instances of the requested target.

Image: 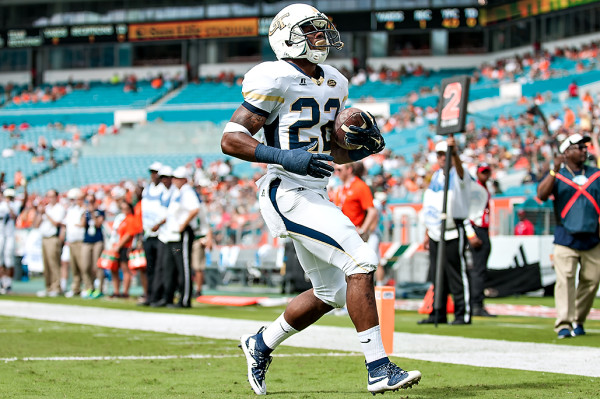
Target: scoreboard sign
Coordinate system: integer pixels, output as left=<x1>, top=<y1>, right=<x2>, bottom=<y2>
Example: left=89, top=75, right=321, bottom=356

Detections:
left=376, top=7, right=479, bottom=30
left=43, top=24, right=127, bottom=45
left=129, top=18, right=258, bottom=41
left=436, top=75, right=470, bottom=135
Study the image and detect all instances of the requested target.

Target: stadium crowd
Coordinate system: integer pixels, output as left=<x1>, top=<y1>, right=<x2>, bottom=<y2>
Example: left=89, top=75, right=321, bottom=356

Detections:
left=1, top=39, right=599, bottom=301
left=1, top=83, right=597, bottom=300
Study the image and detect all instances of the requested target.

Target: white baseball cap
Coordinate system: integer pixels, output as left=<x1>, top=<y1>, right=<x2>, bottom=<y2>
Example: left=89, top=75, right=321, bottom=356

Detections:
left=67, top=188, right=83, bottom=199
left=3, top=188, right=15, bottom=198
left=559, top=133, right=591, bottom=153
left=158, top=165, right=173, bottom=177
left=435, top=141, right=448, bottom=153
left=172, top=166, right=188, bottom=179
left=149, top=161, right=163, bottom=172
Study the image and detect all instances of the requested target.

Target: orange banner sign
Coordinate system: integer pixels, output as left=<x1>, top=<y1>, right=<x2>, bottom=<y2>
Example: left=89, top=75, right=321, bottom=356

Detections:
left=129, top=18, right=258, bottom=41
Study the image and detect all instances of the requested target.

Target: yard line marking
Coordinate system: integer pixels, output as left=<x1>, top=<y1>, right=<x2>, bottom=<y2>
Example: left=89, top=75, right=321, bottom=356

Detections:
left=1, top=300, right=599, bottom=377
left=1, top=352, right=361, bottom=363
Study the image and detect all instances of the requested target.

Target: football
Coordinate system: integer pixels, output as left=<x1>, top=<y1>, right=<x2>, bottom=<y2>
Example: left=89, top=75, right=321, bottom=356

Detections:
left=333, top=107, right=367, bottom=150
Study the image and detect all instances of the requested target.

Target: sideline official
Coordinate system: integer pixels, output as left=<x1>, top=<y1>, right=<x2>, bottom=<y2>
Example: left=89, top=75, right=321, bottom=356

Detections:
left=468, top=163, right=495, bottom=317
left=419, top=137, right=472, bottom=325
left=160, top=166, right=200, bottom=308
left=140, top=161, right=165, bottom=305
left=537, top=134, right=600, bottom=339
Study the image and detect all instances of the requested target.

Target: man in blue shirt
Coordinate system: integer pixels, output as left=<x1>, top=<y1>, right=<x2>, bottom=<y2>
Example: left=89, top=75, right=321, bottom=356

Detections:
left=82, top=193, right=105, bottom=298
left=538, top=133, right=600, bottom=339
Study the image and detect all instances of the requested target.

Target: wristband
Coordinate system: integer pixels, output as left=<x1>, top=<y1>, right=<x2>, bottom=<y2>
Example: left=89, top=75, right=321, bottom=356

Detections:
left=467, top=233, right=477, bottom=240
left=549, top=170, right=556, bottom=177
left=348, top=147, right=372, bottom=161
left=255, top=143, right=282, bottom=164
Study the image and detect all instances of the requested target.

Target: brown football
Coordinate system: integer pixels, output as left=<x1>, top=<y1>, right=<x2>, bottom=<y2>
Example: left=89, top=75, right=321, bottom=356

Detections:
left=333, top=107, right=367, bottom=150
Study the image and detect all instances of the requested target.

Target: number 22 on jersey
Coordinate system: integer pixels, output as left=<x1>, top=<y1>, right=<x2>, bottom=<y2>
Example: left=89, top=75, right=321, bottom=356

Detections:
left=287, top=97, right=341, bottom=152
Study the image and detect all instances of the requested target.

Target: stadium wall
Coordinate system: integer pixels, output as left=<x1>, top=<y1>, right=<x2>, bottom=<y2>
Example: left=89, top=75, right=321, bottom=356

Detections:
left=0, top=72, right=31, bottom=86
left=43, top=65, right=186, bottom=84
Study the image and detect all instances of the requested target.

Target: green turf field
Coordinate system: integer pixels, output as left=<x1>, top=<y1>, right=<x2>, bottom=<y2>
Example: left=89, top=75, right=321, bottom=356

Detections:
left=1, top=292, right=600, bottom=398
left=4, top=294, right=600, bottom=346
left=1, top=315, right=599, bottom=399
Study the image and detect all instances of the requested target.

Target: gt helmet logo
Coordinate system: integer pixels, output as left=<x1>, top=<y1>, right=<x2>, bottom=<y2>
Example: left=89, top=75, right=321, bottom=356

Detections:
left=268, top=3, right=343, bottom=64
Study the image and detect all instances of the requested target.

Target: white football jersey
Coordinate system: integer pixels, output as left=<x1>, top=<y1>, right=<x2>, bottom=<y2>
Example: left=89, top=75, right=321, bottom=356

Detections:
left=242, top=60, right=348, bottom=187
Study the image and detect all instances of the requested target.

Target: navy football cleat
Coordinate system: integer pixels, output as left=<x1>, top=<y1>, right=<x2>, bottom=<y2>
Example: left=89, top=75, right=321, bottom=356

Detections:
left=367, top=361, right=421, bottom=395
left=557, top=328, right=574, bottom=339
left=572, top=324, right=585, bottom=336
left=239, top=327, right=272, bottom=395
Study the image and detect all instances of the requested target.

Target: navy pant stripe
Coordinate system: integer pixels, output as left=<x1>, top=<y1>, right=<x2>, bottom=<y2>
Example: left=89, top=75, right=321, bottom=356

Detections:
left=269, top=179, right=343, bottom=251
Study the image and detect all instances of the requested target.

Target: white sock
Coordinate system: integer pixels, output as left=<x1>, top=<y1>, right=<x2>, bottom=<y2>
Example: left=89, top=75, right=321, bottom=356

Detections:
left=60, top=278, right=67, bottom=292
left=262, top=313, right=299, bottom=350
left=4, top=276, right=12, bottom=287
left=357, top=325, right=387, bottom=364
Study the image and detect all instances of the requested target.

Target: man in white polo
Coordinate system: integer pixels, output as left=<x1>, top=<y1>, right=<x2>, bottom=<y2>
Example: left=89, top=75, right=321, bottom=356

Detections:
left=63, top=188, right=90, bottom=297
left=160, top=166, right=199, bottom=308
left=36, top=189, right=66, bottom=296
left=140, top=161, right=165, bottom=306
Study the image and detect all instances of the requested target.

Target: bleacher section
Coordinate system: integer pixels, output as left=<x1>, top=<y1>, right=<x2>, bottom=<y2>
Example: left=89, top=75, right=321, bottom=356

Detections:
left=83, top=121, right=225, bottom=155
left=0, top=81, right=174, bottom=126
left=24, top=120, right=264, bottom=193
left=0, top=124, right=98, bottom=187
left=349, top=68, right=475, bottom=102
left=27, top=154, right=203, bottom=193
left=3, top=82, right=168, bottom=110
left=2, top=55, right=599, bottom=195
left=163, top=82, right=242, bottom=105
left=147, top=81, right=241, bottom=123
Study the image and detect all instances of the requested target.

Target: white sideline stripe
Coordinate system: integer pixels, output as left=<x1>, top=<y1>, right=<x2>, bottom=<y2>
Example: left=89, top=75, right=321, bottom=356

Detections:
left=1, top=300, right=600, bottom=378
left=1, top=352, right=361, bottom=363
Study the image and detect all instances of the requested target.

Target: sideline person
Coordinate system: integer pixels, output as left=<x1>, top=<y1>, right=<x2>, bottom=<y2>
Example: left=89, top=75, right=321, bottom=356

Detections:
left=35, top=189, right=65, bottom=297
left=468, top=163, right=496, bottom=317
left=537, top=134, right=600, bottom=339
left=419, top=137, right=473, bottom=325
left=140, top=161, right=165, bottom=305
left=0, top=184, right=27, bottom=294
left=331, top=161, right=379, bottom=261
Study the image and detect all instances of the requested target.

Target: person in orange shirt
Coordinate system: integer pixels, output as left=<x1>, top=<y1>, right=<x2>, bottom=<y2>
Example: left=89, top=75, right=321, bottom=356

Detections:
left=331, top=162, right=378, bottom=241
left=110, top=200, right=143, bottom=298
left=331, top=163, right=380, bottom=276
left=582, top=91, right=594, bottom=112
left=564, top=106, right=575, bottom=129
left=332, top=163, right=387, bottom=287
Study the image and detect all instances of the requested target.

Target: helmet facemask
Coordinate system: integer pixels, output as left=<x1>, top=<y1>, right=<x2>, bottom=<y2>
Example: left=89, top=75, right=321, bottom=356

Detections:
left=288, top=17, right=343, bottom=64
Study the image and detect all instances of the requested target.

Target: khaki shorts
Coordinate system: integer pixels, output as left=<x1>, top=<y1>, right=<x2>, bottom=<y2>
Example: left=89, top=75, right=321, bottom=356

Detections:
left=191, top=237, right=207, bottom=271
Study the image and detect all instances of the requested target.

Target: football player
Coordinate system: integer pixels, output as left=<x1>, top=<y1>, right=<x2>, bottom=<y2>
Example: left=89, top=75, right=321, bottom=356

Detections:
left=221, top=3, right=421, bottom=395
